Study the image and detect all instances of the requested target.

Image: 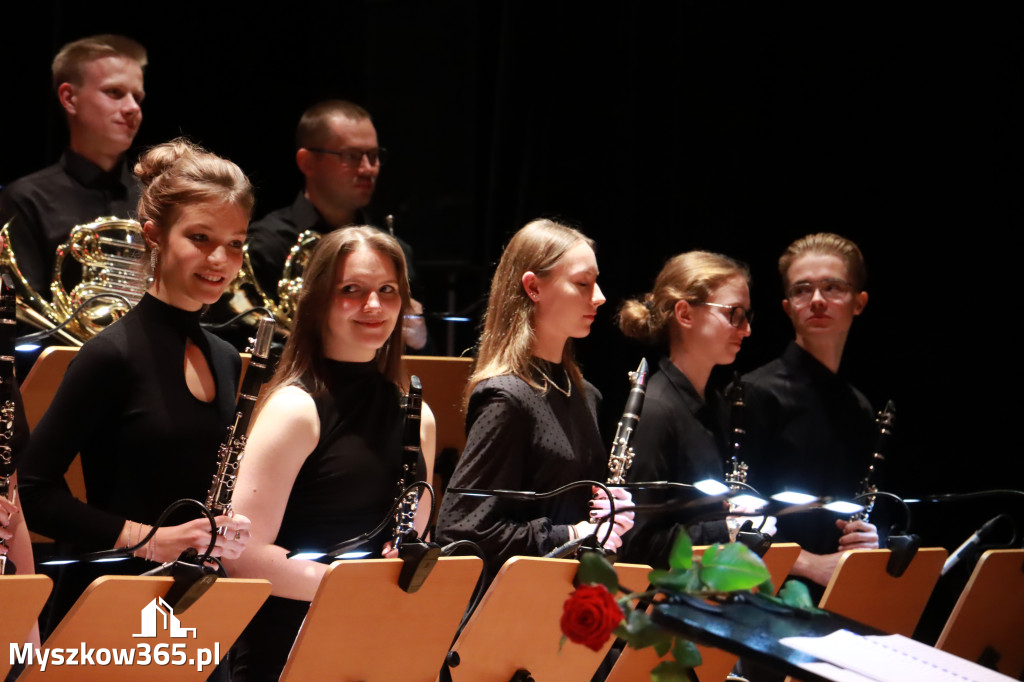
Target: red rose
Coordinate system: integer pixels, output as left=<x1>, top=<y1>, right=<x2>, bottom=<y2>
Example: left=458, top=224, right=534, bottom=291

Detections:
left=560, top=584, right=624, bottom=652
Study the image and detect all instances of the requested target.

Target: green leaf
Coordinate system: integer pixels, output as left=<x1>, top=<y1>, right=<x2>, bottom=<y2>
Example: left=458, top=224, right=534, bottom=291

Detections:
left=672, top=638, right=702, bottom=668
left=756, top=578, right=775, bottom=595
left=668, top=529, right=694, bottom=571
left=648, top=568, right=701, bottom=592
left=576, top=549, right=619, bottom=594
left=653, top=636, right=672, bottom=657
left=778, top=579, right=815, bottom=610
left=559, top=634, right=566, bottom=652
left=698, top=542, right=770, bottom=592
left=651, top=660, right=691, bottom=682
left=617, top=609, right=674, bottom=652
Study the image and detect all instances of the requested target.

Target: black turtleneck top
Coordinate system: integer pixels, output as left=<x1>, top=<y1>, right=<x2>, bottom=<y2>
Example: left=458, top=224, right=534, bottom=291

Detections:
left=19, top=294, right=240, bottom=551
left=275, top=359, right=412, bottom=555
left=436, top=362, right=605, bottom=577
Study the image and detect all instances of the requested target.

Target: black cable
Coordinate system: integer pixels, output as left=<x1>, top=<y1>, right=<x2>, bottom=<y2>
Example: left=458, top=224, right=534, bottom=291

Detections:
left=320, top=481, right=436, bottom=559
left=200, top=306, right=276, bottom=330
left=16, top=293, right=134, bottom=344
left=439, top=539, right=489, bottom=642
left=850, top=490, right=912, bottom=535
left=78, top=498, right=218, bottom=564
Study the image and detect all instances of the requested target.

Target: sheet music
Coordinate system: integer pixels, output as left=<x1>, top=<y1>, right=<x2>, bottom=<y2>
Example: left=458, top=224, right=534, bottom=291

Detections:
left=780, top=629, right=1015, bottom=682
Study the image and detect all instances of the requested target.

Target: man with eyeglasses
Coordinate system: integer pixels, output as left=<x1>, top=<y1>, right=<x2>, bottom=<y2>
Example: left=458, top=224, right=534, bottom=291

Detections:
left=246, top=100, right=428, bottom=349
left=740, top=233, right=880, bottom=589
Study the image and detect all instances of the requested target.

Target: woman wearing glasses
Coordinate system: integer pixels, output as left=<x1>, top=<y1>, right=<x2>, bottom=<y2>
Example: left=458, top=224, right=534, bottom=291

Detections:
left=617, top=251, right=754, bottom=566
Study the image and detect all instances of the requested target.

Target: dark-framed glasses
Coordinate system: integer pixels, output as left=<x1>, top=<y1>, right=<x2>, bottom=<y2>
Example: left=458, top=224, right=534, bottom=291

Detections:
left=702, top=302, right=753, bottom=328
left=306, top=147, right=387, bottom=167
left=786, top=278, right=854, bottom=305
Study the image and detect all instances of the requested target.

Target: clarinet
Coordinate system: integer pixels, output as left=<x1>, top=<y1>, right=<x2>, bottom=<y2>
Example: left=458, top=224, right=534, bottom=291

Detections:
left=851, top=400, right=895, bottom=522
left=0, top=274, right=16, bottom=574
left=606, top=358, right=649, bottom=484
left=724, top=374, right=749, bottom=489
left=205, top=316, right=275, bottom=517
left=392, top=375, right=423, bottom=552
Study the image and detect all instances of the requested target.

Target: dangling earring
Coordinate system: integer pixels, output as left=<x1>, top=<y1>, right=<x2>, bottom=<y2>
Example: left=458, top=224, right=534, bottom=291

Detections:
left=147, top=245, right=161, bottom=286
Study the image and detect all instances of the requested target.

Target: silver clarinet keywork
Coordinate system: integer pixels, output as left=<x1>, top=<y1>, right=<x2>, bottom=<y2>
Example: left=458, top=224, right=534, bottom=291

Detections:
left=205, top=317, right=276, bottom=517
left=0, top=273, right=18, bottom=574
left=392, top=375, right=423, bottom=552
left=724, top=374, right=749, bottom=489
left=851, top=400, right=895, bottom=522
left=607, top=358, right=649, bottom=484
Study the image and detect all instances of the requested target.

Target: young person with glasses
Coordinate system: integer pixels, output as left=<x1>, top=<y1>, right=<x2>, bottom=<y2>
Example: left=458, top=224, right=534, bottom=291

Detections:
left=617, top=251, right=759, bottom=567
left=741, top=233, right=879, bottom=588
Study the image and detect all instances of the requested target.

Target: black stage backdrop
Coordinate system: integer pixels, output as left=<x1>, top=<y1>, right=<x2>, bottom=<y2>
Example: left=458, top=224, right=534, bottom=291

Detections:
left=2, top=3, right=1021, bottom=527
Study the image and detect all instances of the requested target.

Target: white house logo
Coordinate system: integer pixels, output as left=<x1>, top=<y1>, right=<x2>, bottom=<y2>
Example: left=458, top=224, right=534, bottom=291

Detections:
left=133, top=597, right=196, bottom=639
left=11, top=596, right=221, bottom=672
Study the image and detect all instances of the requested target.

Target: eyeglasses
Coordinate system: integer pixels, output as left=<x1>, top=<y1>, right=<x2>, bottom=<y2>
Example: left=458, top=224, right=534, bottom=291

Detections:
left=701, top=302, right=753, bottom=328
left=786, top=278, right=854, bottom=305
left=306, top=147, right=387, bottom=167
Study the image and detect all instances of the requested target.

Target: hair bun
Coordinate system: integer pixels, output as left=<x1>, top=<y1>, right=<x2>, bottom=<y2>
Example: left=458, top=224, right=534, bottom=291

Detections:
left=134, top=138, right=204, bottom=187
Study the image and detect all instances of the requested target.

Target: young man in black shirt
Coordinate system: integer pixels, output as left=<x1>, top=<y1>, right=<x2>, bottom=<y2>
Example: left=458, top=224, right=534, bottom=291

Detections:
left=0, top=34, right=147, bottom=298
left=743, top=233, right=879, bottom=586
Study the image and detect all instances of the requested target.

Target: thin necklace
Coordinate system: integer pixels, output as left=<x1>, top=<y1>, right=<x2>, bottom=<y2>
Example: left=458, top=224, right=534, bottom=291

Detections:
left=534, top=363, right=571, bottom=397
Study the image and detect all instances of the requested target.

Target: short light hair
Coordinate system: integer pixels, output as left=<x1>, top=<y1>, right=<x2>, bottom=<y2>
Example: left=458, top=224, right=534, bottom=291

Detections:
left=295, top=100, right=372, bottom=150
left=51, top=34, right=147, bottom=92
left=779, top=233, right=867, bottom=292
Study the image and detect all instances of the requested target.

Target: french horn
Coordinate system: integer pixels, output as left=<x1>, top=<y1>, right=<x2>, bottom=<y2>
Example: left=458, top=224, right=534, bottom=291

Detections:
left=276, top=229, right=323, bottom=324
left=209, top=246, right=291, bottom=333
left=0, top=217, right=148, bottom=345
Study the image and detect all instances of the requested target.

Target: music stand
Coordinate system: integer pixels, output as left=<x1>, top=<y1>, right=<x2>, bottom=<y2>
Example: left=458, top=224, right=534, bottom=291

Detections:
left=279, top=556, right=482, bottom=681
left=817, top=547, right=947, bottom=637
left=446, top=556, right=651, bottom=682
left=402, top=356, right=473, bottom=519
left=606, top=543, right=802, bottom=682
left=18, top=575, right=271, bottom=681
left=935, top=549, right=1024, bottom=678
left=0, top=575, right=52, bottom=679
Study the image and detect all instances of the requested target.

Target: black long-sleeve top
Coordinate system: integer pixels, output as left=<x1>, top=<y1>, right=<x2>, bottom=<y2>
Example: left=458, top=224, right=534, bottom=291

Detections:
left=741, top=342, right=876, bottom=555
left=19, top=294, right=240, bottom=551
left=436, top=363, right=605, bottom=577
left=623, top=357, right=730, bottom=566
left=0, top=150, right=140, bottom=298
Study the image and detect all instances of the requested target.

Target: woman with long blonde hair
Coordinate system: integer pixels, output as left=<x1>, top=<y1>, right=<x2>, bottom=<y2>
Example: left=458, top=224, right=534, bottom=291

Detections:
left=437, top=219, right=633, bottom=578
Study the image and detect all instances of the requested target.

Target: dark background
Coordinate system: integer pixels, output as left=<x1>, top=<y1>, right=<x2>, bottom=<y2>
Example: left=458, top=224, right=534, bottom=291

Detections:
left=2, top=3, right=1021, bottom=535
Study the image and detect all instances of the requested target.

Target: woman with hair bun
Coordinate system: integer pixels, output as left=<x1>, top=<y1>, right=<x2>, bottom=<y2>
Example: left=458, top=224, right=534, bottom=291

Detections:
left=437, top=219, right=634, bottom=579
left=20, top=138, right=252, bottom=587
left=618, top=251, right=754, bottom=566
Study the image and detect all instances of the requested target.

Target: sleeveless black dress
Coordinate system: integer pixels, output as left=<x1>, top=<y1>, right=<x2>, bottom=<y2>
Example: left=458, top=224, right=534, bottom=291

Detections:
left=232, top=360, right=413, bottom=681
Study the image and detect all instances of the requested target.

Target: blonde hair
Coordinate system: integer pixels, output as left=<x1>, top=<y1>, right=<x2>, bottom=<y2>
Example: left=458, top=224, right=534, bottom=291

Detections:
left=135, top=138, right=255, bottom=229
left=619, top=251, right=749, bottom=347
left=469, top=219, right=594, bottom=398
left=264, top=227, right=411, bottom=398
left=51, top=34, right=147, bottom=91
left=778, top=233, right=866, bottom=292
